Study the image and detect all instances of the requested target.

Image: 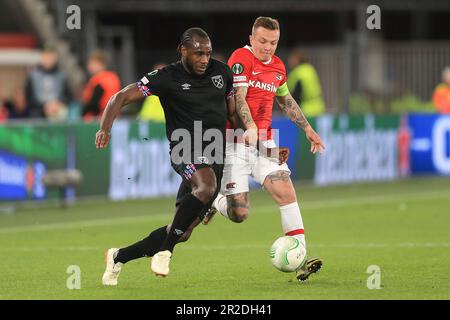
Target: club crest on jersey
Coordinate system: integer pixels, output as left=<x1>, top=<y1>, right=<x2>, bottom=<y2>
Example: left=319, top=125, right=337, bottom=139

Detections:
left=197, top=156, right=210, bottom=164
left=231, top=63, right=244, bottom=75
left=276, top=73, right=283, bottom=80
left=211, top=75, right=224, bottom=89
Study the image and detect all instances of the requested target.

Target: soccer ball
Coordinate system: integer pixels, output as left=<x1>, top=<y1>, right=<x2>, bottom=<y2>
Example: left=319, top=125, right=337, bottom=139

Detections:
left=269, top=236, right=306, bottom=272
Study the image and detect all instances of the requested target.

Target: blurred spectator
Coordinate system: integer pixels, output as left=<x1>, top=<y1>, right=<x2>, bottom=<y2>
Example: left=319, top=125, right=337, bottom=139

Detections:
left=5, top=89, right=29, bottom=119
left=25, top=46, right=71, bottom=121
left=82, top=50, right=121, bottom=122
left=0, top=103, right=8, bottom=122
left=138, top=63, right=166, bottom=123
left=287, top=49, right=325, bottom=117
left=432, top=66, right=450, bottom=114
left=0, top=89, right=7, bottom=122
left=211, top=53, right=226, bottom=63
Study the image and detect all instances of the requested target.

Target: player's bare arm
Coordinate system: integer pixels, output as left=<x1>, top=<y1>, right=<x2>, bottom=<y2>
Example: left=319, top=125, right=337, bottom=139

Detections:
left=95, top=83, right=144, bottom=148
left=235, top=86, right=258, bottom=145
left=226, top=91, right=240, bottom=129
left=276, top=92, right=325, bottom=154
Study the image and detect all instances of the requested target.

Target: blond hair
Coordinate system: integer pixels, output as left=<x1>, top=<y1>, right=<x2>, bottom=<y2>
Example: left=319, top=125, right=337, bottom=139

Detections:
left=252, top=16, right=280, bottom=34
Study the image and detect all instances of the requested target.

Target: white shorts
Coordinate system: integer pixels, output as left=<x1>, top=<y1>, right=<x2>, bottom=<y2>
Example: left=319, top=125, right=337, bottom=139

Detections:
left=220, top=140, right=291, bottom=196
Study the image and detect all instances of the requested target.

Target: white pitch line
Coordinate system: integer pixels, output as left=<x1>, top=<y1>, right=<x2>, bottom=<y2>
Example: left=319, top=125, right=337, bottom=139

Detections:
left=0, top=188, right=449, bottom=234
left=302, top=189, right=450, bottom=210
left=1, top=242, right=449, bottom=252
left=0, top=214, right=168, bottom=234
left=181, top=242, right=450, bottom=250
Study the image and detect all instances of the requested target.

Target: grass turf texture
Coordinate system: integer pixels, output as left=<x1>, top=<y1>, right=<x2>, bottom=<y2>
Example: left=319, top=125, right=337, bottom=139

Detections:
left=0, top=177, right=449, bottom=300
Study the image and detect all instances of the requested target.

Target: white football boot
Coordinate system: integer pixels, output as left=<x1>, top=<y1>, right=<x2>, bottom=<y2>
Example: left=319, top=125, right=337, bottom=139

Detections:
left=151, top=250, right=172, bottom=277
left=102, top=248, right=123, bottom=286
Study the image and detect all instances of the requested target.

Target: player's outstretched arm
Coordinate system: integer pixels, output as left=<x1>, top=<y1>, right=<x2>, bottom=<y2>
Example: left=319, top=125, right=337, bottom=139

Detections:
left=276, top=92, right=325, bottom=154
left=235, top=86, right=258, bottom=146
left=95, top=83, right=144, bottom=149
left=226, top=91, right=240, bottom=129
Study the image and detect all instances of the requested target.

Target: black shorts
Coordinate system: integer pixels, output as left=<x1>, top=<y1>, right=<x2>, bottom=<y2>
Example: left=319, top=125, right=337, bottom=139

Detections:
left=172, top=162, right=224, bottom=219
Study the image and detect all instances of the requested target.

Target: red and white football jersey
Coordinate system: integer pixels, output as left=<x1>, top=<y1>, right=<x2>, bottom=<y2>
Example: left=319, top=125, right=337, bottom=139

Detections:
left=227, top=45, right=287, bottom=140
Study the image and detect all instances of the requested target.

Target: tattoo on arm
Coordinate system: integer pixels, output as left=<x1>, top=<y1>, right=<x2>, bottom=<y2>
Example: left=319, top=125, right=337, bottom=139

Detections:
left=277, top=94, right=310, bottom=130
left=226, top=94, right=240, bottom=129
left=266, top=171, right=290, bottom=184
left=235, top=87, right=256, bottom=128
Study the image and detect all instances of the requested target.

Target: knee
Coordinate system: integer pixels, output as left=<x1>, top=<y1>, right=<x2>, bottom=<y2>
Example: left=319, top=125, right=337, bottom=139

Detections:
left=194, top=184, right=216, bottom=204
left=229, top=207, right=249, bottom=223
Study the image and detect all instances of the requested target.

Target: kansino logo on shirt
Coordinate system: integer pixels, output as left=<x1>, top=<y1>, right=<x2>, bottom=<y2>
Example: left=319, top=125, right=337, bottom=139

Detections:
left=248, top=80, right=278, bottom=93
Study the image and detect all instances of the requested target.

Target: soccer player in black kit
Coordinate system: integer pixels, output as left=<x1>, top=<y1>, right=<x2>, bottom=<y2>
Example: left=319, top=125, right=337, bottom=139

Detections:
left=96, top=28, right=238, bottom=284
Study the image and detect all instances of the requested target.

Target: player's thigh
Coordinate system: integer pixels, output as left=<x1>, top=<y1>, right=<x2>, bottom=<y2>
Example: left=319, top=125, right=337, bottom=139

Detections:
left=190, top=166, right=216, bottom=189
left=252, top=146, right=291, bottom=185
left=252, top=154, right=296, bottom=205
left=191, top=166, right=217, bottom=203
left=262, top=170, right=297, bottom=206
left=220, top=143, right=252, bottom=196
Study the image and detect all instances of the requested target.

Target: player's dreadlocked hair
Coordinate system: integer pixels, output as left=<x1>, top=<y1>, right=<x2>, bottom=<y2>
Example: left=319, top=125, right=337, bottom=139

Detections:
left=177, top=27, right=210, bottom=52
left=252, top=16, right=280, bottom=34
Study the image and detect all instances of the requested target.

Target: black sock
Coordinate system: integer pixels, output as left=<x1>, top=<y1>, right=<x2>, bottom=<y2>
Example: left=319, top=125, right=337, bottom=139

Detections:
left=114, top=225, right=168, bottom=264
left=159, top=193, right=205, bottom=253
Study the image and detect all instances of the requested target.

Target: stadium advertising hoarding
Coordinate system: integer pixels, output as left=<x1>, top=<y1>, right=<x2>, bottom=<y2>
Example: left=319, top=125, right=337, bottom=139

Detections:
left=108, top=120, right=181, bottom=200
left=5, top=114, right=448, bottom=202
left=0, top=150, right=46, bottom=200
left=408, top=114, right=450, bottom=175
left=0, top=121, right=181, bottom=201
left=311, top=114, right=402, bottom=185
left=0, top=124, right=66, bottom=200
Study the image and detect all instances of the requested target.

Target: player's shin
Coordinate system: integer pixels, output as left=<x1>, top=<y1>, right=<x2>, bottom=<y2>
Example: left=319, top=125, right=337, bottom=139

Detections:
left=114, top=225, right=168, bottom=264
left=280, top=202, right=306, bottom=249
left=159, top=193, right=206, bottom=252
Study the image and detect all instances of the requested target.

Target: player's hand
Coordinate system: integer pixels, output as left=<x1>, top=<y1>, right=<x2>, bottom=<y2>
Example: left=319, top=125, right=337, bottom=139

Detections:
left=278, top=147, right=290, bottom=164
left=95, top=129, right=111, bottom=149
left=260, top=146, right=290, bottom=165
left=305, top=126, right=325, bottom=154
left=243, top=126, right=258, bottom=147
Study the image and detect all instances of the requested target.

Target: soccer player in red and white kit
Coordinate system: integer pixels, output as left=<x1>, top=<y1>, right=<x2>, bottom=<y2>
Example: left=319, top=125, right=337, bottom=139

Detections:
left=204, top=17, right=325, bottom=281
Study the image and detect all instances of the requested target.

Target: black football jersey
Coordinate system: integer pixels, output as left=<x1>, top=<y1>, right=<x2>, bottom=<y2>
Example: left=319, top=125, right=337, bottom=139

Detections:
left=137, top=59, right=233, bottom=158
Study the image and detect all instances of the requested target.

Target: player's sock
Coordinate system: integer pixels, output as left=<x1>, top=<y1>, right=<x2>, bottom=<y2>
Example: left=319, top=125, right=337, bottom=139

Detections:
left=279, top=202, right=306, bottom=249
left=114, top=225, right=168, bottom=264
left=213, top=193, right=230, bottom=219
left=159, top=193, right=205, bottom=253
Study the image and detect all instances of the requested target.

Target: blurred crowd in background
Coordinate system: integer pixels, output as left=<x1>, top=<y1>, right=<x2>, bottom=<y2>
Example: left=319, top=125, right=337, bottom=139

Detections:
left=0, top=0, right=450, bottom=124
left=0, top=45, right=333, bottom=123
left=2, top=44, right=449, bottom=124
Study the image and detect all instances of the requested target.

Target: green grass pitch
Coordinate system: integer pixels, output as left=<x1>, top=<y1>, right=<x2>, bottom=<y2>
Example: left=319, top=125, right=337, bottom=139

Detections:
left=0, top=177, right=449, bottom=300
